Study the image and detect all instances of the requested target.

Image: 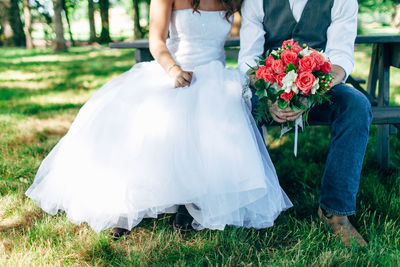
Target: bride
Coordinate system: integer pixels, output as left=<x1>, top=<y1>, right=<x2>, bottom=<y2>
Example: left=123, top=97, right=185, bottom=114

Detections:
left=25, top=0, right=292, bottom=238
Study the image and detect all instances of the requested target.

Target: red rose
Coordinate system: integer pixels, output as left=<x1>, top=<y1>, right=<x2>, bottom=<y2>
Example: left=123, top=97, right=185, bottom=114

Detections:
left=256, top=65, right=267, bottom=79
left=281, top=50, right=299, bottom=66
left=321, top=61, right=332, bottom=73
left=291, top=43, right=303, bottom=54
left=276, top=73, right=286, bottom=87
left=281, top=91, right=294, bottom=101
left=262, top=68, right=276, bottom=84
left=310, top=52, right=325, bottom=70
left=298, top=56, right=317, bottom=72
left=296, top=71, right=316, bottom=96
left=265, top=55, right=274, bottom=68
left=282, top=39, right=295, bottom=49
left=271, top=59, right=286, bottom=74
left=256, top=66, right=275, bottom=84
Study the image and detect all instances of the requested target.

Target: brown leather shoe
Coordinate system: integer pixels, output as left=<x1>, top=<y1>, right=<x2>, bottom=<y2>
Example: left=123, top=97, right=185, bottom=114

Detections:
left=110, top=227, right=130, bottom=241
left=318, top=207, right=367, bottom=246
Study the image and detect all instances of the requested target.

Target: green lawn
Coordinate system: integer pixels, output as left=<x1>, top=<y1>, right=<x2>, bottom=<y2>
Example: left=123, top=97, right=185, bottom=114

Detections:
left=0, top=46, right=399, bottom=266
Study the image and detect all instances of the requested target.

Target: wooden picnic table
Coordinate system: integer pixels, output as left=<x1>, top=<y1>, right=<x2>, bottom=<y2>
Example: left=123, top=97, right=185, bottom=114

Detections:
left=110, top=35, right=400, bottom=170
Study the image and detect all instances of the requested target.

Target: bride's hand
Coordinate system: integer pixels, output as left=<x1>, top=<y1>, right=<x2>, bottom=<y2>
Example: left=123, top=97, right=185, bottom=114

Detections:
left=169, top=65, right=193, bottom=88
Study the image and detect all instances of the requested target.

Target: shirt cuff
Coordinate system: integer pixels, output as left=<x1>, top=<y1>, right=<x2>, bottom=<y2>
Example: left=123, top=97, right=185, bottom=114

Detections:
left=329, top=55, right=354, bottom=82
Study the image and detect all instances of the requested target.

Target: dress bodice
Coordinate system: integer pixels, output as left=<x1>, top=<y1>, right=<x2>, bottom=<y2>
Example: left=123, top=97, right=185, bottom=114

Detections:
left=166, top=9, right=232, bottom=70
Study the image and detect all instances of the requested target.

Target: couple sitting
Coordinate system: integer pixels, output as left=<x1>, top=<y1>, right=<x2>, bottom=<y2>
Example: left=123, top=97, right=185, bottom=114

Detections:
left=26, top=0, right=371, bottom=246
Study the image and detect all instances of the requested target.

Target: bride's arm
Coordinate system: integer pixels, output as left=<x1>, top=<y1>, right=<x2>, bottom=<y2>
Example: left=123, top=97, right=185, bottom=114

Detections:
left=149, top=0, right=192, bottom=88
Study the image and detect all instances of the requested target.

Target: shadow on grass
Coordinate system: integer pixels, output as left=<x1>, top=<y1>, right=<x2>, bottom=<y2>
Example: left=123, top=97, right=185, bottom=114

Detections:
left=0, top=102, right=82, bottom=116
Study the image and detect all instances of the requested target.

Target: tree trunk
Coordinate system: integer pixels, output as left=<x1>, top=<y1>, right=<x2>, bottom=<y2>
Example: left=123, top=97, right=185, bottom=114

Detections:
left=132, top=0, right=143, bottom=39
left=392, top=4, right=400, bottom=31
left=53, top=0, right=67, bottom=51
left=22, top=0, right=33, bottom=49
left=98, top=0, right=111, bottom=43
left=88, top=0, right=96, bottom=43
left=62, top=0, right=75, bottom=46
left=8, top=0, right=26, bottom=46
left=0, top=0, right=14, bottom=46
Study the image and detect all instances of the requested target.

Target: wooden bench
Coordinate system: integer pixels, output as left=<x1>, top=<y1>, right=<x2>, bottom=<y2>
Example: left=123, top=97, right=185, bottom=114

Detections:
left=110, top=35, right=400, bottom=170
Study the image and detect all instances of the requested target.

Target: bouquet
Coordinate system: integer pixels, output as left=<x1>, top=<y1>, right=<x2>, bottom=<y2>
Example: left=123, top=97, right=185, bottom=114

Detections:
left=248, top=39, right=334, bottom=128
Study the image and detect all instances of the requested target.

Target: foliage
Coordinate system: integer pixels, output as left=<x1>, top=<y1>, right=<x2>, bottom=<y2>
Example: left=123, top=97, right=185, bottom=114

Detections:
left=0, top=46, right=399, bottom=265
left=358, top=0, right=399, bottom=13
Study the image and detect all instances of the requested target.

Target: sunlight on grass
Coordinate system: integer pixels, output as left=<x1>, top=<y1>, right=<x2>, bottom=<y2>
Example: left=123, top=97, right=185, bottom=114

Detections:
left=268, top=135, right=290, bottom=149
left=27, top=90, right=94, bottom=106
left=0, top=46, right=399, bottom=266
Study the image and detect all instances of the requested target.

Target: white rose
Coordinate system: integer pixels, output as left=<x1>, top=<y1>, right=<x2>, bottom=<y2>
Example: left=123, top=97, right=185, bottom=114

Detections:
left=311, top=77, right=320, bottom=94
left=282, top=70, right=298, bottom=94
left=299, top=47, right=313, bottom=57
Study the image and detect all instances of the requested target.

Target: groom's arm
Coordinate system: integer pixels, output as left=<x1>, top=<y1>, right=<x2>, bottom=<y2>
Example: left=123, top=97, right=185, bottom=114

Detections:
left=326, top=0, right=358, bottom=86
left=238, top=0, right=265, bottom=82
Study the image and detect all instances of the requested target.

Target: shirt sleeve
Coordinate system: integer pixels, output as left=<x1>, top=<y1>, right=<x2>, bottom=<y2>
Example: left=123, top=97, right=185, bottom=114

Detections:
left=238, top=0, right=265, bottom=74
left=325, top=0, right=358, bottom=80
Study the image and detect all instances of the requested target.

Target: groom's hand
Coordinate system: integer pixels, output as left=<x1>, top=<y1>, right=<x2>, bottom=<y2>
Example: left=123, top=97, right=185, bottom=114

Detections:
left=268, top=100, right=296, bottom=123
left=268, top=97, right=308, bottom=122
left=331, top=64, right=346, bottom=87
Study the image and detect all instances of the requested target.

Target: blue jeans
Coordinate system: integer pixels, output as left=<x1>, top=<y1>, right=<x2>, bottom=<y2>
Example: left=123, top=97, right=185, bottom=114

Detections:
left=252, top=83, right=372, bottom=216
left=308, top=83, right=372, bottom=216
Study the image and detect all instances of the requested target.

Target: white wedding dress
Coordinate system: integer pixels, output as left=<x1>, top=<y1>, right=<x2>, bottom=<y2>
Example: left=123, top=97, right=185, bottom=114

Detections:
left=26, top=9, right=292, bottom=233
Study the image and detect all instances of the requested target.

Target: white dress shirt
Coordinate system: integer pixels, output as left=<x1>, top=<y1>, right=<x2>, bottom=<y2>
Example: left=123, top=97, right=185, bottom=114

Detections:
left=238, top=0, right=358, bottom=79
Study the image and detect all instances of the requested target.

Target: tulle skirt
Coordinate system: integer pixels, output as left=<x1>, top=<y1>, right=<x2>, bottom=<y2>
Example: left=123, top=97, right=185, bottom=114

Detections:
left=25, top=60, right=292, bottom=233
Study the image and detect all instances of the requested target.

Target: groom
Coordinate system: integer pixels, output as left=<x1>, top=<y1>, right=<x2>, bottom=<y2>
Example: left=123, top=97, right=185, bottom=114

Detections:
left=238, top=0, right=372, bottom=245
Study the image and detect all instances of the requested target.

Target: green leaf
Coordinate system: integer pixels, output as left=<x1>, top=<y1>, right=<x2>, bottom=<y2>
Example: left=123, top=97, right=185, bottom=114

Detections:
left=254, top=79, right=265, bottom=90
left=253, top=99, right=272, bottom=127
left=270, top=94, right=278, bottom=103
left=256, top=56, right=265, bottom=65
left=256, top=89, right=268, bottom=99
left=248, top=69, right=256, bottom=75
left=292, top=105, right=302, bottom=113
left=267, top=87, right=276, bottom=97
left=246, top=63, right=256, bottom=75
left=299, top=101, right=308, bottom=110
left=286, top=63, right=297, bottom=73
left=278, top=99, right=289, bottom=109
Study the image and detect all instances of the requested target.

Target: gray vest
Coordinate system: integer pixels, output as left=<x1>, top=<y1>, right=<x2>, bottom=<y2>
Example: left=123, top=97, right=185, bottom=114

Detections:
left=263, top=0, right=334, bottom=54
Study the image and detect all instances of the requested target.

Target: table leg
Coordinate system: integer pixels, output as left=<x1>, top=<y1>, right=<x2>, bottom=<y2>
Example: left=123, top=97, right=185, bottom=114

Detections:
left=367, top=44, right=379, bottom=100
left=377, top=44, right=391, bottom=170
left=135, top=48, right=154, bottom=62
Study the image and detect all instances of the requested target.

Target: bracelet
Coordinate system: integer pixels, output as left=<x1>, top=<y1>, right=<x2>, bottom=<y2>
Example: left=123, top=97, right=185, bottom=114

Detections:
left=167, top=63, right=180, bottom=73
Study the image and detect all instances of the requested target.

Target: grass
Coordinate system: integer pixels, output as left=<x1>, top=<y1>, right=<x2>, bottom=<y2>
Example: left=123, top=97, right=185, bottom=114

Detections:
left=0, top=45, right=400, bottom=266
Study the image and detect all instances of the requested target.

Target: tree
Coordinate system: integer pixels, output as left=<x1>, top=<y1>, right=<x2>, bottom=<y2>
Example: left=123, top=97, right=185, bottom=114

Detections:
left=132, top=0, right=143, bottom=39
left=98, top=0, right=111, bottom=43
left=62, top=0, right=75, bottom=46
left=0, top=0, right=14, bottom=46
left=8, top=0, right=26, bottom=46
left=53, top=0, right=67, bottom=51
left=88, top=0, right=96, bottom=43
left=358, top=0, right=400, bottom=30
left=22, top=0, right=34, bottom=48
